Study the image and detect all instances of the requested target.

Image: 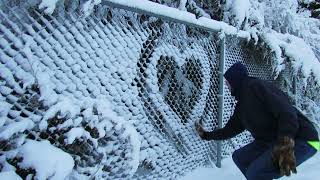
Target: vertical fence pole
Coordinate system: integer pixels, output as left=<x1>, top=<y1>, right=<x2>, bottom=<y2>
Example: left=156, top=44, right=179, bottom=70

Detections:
left=216, top=36, right=225, bottom=168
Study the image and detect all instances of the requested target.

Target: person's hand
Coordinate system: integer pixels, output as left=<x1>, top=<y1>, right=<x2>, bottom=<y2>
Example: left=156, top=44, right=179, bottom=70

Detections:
left=272, top=136, right=297, bottom=176
left=195, top=120, right=206, bottom=139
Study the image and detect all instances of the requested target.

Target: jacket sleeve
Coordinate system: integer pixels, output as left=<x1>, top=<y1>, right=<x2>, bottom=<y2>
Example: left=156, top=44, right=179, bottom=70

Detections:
left=202, top=105, right=245, bottom=140
left=251, top=80, right=299, bottom=138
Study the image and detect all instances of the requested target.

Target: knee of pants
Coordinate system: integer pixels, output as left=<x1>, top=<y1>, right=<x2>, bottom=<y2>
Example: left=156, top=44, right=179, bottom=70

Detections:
left=245, top=167, right=260, bottom=180
left=245, top=165, right=276, bottom=180
left=245, top=172, right=257, bottom=180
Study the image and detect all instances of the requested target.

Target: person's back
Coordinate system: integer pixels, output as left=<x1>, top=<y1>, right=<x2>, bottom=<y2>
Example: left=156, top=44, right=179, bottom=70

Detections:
left=240, top=77, right=319, bottom=142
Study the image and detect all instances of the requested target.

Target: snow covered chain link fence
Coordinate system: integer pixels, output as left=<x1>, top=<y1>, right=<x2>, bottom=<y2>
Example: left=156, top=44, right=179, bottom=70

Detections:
left=1, top=0, right=316, bottom=179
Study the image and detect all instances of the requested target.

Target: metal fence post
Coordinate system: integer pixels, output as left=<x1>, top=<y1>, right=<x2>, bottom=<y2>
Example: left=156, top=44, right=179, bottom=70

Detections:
left=216, top=36, right=225, bottom=168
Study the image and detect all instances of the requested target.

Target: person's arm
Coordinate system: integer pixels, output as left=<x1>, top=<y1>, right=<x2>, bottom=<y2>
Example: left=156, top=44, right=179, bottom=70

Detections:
left=196, top=104, right=245, bottom=141
left=203, top=116, right=245, bottom=140
left=251, top=80, right=299, bottom=138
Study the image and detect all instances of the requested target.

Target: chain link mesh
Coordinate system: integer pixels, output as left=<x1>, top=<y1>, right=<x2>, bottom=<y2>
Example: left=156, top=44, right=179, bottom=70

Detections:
left=0, top=1, right=279, bottom=179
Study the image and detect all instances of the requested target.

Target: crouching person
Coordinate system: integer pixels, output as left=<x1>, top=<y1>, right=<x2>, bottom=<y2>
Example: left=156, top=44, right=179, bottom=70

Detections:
left=195, top=62, right=319, bottom=180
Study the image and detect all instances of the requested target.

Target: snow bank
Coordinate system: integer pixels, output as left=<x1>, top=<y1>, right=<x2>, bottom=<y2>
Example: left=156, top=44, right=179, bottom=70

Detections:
left=18, top=140, right=74, bottom=180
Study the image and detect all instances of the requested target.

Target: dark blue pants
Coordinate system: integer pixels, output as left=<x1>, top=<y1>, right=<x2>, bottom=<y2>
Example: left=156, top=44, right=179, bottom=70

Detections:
left=232, top=139, right=317, bottom=180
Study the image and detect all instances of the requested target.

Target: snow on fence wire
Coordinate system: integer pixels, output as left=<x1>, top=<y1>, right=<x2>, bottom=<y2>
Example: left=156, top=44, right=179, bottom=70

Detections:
left=0, top=0, right=294, bottom=179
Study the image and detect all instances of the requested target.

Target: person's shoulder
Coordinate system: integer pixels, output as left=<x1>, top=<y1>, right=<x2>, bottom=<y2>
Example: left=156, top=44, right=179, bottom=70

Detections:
left=249, top=76, right=275, bottom=84
left=246, top=77, right=275, bottom=91
left=246, top=77, right=264, bottom=87
left=247, top=77, right=286, bottom=96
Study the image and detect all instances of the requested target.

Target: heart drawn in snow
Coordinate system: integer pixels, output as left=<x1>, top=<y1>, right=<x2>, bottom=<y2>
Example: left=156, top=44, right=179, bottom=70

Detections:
left=156, top=55, right=203, bottom=124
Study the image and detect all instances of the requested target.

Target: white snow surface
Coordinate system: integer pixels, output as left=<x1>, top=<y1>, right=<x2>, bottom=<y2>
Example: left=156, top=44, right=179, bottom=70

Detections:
left=18, top=140, right=74, bottom=180
left=180, top=152, right=320, bottom=180
left=0, top=171, right=22, bottom=180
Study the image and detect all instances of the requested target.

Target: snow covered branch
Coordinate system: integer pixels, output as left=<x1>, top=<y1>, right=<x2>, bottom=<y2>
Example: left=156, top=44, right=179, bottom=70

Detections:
left=261, top=30, right=320, bottom=84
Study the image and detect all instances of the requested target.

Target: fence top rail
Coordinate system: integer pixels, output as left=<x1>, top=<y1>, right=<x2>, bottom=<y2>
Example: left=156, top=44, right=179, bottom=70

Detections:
left=102, top=0, right=251, bottom=40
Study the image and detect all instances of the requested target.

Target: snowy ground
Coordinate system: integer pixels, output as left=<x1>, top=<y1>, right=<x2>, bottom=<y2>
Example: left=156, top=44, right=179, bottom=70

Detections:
left=180, top=152, right=320, bottom=180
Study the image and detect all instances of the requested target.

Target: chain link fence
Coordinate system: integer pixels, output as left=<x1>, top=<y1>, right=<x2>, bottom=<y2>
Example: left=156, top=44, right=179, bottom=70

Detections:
left=0, top=1, right=313, bottom=179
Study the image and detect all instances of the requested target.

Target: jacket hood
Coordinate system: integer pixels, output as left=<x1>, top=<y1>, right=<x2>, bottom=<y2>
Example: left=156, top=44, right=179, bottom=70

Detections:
left=224, top=62, right=248, bottom=100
